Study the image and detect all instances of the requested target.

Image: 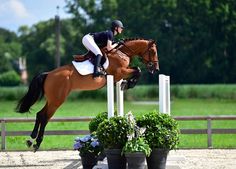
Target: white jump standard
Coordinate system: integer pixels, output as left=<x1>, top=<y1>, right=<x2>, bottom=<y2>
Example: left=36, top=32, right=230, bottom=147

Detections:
left=159, top=74, right=170, bottom=115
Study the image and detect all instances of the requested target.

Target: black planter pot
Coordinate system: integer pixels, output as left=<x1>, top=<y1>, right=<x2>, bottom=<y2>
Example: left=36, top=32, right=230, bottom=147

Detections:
left=105, top=149, right=126, bottom=169
left=80, top=153, right=98, bottom=169
left=97, top=150, right=106, bottom=161
left=125, top=152, right=146, bottom=169
left=146, top=149, right=169, bottom=169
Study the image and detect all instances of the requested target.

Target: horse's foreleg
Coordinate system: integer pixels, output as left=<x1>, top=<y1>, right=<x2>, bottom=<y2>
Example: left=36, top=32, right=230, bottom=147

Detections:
left=119, top=67, right=141, bottom=90
left=126, top=67, right=141, bottom=89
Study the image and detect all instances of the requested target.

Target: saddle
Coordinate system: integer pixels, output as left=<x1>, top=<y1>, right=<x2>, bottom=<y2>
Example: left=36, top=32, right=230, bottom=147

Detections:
left=73, top=51, right=93, bottom=62
left=73, top=51, right=107, bottom=66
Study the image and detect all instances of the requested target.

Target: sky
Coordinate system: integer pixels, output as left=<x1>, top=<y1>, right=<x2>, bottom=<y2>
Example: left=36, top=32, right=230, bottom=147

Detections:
left=0, top=0, right=72, bottom=32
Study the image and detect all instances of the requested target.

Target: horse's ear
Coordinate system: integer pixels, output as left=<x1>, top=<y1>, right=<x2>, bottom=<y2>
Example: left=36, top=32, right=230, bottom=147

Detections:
left=148, top=39, right=156, bottom=46
left=151, top=39, right=156, bottom=44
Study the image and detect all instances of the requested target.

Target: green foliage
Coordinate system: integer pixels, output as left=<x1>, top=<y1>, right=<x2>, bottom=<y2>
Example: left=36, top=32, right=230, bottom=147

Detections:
left=96, top=116, right=132, bottom=149
left=137, top=111, right=180, bottom=150
left=0, top=86, right=27, bottom=100
left=0, top=84, right=235, bottom=101
left=1, top=1, right=236, bottom=83
left=65, top=0, right=236, bottom=84
left=89, top=112, right=108, bottom=133
left=0, top=28, right=22, bottom=73
left=171, top=84, right=236, bottom=100
left=0, top=71, right=21, bottom=86
left=122, top=137, right=151, bottom=156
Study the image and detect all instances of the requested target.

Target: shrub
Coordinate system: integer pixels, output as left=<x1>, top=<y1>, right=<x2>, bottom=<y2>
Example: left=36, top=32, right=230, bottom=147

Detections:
left=137, top=111, right=180, bottom=150
left=0, top=71, right=21, bottom=86
left=97, top=116, right=132, bottom=149
left=0, top=86, right=27, bottom=100
left=89, top=112, right=108, bottom=133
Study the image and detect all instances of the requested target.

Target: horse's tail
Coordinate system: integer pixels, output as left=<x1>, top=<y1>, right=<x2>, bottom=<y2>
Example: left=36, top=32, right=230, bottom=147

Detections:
left=16, top=73, right=48, bottom=113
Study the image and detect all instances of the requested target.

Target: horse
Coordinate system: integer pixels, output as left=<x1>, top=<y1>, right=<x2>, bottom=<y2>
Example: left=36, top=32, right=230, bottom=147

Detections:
left=16, top=38, right=159, bottom=152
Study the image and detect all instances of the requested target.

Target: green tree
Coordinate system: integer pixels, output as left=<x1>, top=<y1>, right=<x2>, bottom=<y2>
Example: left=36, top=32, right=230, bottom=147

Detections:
left=18, top=19, right=78, bottom=78
left=0, top=28, right=22, bottom=73
left=17, top=0, right=236, bottom=84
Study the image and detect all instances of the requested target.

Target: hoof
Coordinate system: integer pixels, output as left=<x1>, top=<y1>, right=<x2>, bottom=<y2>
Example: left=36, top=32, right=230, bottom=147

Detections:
left=121, top=80, right=128, bottom=90
left=26, top=139, right=33, bottom=148
left=33, top=144, right=39, bottom=152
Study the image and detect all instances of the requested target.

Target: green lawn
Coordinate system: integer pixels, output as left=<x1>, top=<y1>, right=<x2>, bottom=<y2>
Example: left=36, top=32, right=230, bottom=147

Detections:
left=0, top=99, right=236, bottom=150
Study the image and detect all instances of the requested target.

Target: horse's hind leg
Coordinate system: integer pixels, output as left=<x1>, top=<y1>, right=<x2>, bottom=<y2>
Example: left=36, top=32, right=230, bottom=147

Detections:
left=32, top=103, right=61, bottom=152
left=26, top=106, right=47, bottom=148
left=31, top=67, right=72, bottom=151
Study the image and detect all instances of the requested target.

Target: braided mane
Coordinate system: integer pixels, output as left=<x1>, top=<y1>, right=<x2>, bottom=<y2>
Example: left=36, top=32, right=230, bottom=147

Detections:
left=123, top=38, right=155, bottom=43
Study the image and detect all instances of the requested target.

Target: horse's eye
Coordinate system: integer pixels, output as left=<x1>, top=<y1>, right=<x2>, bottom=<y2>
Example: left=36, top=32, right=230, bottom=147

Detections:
left=150, top=50, right=156, bottom=55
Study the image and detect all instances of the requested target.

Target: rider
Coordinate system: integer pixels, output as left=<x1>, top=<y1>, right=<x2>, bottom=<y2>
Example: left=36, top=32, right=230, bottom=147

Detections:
left=82, top=20, right=124, bottom=78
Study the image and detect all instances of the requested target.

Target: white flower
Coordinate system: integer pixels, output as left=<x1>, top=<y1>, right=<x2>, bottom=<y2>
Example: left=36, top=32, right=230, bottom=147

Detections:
left=126, top=111, right=136, bottom=127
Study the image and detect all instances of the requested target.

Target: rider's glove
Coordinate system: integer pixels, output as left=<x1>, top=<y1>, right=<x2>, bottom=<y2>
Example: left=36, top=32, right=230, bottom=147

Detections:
left=118, top=39, right=124, bottom=46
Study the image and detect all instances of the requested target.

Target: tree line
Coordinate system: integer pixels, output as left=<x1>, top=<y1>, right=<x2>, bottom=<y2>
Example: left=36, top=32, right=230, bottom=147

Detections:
left=0, top=0, right=235, bottom=85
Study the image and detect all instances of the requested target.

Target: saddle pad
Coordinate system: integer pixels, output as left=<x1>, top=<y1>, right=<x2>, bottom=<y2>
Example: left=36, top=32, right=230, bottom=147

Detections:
left=72, top=58, right=109, bottom=75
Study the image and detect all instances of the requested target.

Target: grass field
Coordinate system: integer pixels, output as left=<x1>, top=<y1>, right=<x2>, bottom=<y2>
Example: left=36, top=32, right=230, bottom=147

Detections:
left=0, top=99, right=236, bottom=150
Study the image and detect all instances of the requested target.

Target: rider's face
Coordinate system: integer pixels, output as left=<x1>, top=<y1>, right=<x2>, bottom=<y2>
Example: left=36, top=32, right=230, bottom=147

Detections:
left=117, top=27, right=123, bottom=34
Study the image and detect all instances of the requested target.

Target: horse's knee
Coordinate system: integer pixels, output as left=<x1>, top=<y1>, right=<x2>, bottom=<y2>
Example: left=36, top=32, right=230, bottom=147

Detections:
left=132, top=67, right=141, bottom=77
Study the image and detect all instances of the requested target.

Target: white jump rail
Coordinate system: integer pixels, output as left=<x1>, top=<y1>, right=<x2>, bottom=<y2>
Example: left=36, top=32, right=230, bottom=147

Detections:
left=159, top=74, right=170, bottom=114
left=107, top=75, right=124, bottom=118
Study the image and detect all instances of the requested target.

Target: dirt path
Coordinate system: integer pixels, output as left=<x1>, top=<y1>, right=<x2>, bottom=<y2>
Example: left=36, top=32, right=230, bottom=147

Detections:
left=0, top=149, right=236, bottom=169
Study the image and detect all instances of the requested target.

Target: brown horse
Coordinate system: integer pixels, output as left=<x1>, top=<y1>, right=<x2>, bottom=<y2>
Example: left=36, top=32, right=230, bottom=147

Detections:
left=16, top=38, right=159, bottom=151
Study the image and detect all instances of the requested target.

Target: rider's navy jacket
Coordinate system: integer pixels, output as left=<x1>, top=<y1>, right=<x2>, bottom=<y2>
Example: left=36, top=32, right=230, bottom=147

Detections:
left=90, top=30, right=114, bottom=48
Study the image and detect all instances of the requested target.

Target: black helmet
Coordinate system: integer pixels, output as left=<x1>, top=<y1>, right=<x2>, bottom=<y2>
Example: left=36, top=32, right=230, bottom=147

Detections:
left=111, top=20, right=124, bottom=29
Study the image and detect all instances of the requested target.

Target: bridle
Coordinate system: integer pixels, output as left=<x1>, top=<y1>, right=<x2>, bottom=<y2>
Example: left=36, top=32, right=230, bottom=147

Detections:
left=140, top=40, right=158, bottom=65
left=119, top=40, right=158, bottom=72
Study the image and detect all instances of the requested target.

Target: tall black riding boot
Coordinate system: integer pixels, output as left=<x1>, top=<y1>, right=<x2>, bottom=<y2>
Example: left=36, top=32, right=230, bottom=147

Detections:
left=93, top=54, right=105, bottom=78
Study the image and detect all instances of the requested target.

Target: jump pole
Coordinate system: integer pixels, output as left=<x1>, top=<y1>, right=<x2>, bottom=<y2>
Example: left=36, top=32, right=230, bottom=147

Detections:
left=159, top=74, right=170, bottom=115
left=116, top=79, right=124, bottom=117
left=107, top=75, right=124, bottom=119
left=107, top=75, right=114, bottom=119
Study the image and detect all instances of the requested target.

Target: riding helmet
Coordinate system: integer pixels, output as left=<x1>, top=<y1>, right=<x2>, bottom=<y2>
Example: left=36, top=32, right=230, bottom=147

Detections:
left=111, top=20, right=124, bottom=29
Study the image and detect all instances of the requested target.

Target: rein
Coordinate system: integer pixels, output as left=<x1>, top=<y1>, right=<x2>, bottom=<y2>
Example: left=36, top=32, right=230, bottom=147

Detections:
left=121, top=40, right=158, bottom=65
left=119, top=43, right=136, bottom=56
left=107, top=40, right=158, bottom=68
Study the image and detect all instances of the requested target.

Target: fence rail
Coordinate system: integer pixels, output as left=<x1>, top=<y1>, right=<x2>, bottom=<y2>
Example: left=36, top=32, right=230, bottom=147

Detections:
left=1, top=115, right=236, bottom=150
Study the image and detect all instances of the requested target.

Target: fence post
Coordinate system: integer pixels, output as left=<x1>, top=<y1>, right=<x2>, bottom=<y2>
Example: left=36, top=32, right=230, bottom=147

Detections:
left=159, top=74, right=170, bottom=114
left=207, top=118, right=212, bottom=148
left=107, top=75, right=114, bottom=119
left=1, top=120, right=6, bottom=150
left=116, top=79, right=124, bottom=117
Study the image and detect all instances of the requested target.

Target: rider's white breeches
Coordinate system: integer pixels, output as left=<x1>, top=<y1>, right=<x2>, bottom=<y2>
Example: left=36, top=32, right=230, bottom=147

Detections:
left=82, top=34, right=102, bottom=56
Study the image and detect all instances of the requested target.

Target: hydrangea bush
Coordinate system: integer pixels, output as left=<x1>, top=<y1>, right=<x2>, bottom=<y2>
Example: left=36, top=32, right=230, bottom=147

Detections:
left=74, top=134, right=102, bottom=156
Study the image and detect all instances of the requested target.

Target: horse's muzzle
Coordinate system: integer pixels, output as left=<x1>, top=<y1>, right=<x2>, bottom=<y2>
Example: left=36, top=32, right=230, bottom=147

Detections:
left=147, top=62, right=159, bottom=74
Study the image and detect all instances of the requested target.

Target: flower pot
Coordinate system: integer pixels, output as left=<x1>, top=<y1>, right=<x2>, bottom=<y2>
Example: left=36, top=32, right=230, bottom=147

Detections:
left=97, top=150, right=106, bottom=161
left=125, top=152, right=146, bottom=169
left=105, top=149, right=126, bottom=169
left=80, top=153, right=98, bottom=169
left=146, top=149, right=169, bottom=169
